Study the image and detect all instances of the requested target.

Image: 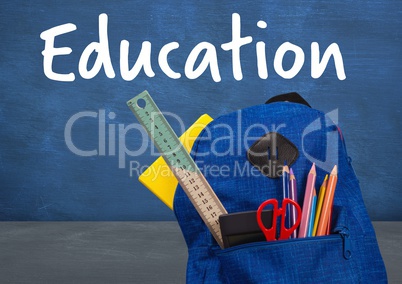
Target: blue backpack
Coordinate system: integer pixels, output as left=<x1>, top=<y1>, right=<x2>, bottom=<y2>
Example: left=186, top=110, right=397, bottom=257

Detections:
left=174, top=93, right=387, bottom=283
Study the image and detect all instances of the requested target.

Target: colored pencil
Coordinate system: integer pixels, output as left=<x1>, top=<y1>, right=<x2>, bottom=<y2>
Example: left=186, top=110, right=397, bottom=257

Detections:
left=313, top=174, right=328, bottom=236
left=326, top=212, right=331, bottom=235
left=282, top=165, right=290, bottom=229
left=307, top=189, right=317, bottom=237
left=289, top=168, right=298, bottom=238
left=298, top=163, right=317, bottom=238
left=316, top=165, right=338, bottom=236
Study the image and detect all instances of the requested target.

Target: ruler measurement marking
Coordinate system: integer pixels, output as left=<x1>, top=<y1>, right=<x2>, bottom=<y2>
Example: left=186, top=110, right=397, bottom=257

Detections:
left=127, top=91, right=227, bottom=248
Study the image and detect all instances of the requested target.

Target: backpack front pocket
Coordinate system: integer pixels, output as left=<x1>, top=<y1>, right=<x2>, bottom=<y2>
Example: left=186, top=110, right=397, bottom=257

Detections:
left=215, top=234, right=357, bottom=283
left=214, top=206, right=359, bottom=283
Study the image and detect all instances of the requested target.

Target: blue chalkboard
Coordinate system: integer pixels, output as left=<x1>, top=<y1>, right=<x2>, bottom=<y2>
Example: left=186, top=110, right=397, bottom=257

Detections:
left=0, top=1, right=401, bottom=221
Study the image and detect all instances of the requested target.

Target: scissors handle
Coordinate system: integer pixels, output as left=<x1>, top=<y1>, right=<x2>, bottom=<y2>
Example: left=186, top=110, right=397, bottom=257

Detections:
left=256, top=199, right=279, bottom=241
left=257, top=198, right=301, bottom=241
left=278, top=198, right=301, bottom=240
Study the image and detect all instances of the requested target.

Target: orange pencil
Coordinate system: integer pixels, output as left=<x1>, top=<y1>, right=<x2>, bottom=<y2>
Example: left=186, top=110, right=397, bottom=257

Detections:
left=326, top=212, right=331, bottom=235
left=316, top=165, right=338, bottom=236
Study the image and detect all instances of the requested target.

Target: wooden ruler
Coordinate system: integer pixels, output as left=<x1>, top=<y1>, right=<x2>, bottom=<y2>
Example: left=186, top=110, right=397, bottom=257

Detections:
left=127, top=90, right=227, bottom=248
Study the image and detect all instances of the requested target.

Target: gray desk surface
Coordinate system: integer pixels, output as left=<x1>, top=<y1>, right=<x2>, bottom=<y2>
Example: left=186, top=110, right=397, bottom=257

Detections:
left=0, top=222, right=400, bottom=283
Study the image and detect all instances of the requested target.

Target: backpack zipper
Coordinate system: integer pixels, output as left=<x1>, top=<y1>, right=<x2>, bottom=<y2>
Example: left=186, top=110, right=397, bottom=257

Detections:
left=335, top=227, right=352, bottom=260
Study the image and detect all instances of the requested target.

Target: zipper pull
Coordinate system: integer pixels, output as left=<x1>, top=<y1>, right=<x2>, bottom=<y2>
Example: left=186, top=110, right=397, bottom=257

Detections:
left=339, top=228, right=352, bottom=260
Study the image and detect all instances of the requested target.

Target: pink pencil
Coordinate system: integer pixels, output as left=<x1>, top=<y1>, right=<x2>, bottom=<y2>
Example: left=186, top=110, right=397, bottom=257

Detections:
left=298, top=163, right=317, bottom=238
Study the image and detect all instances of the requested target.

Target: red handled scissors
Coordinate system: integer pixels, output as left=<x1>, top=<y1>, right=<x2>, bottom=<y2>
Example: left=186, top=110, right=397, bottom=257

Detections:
left=257, top=198, right=301, bottom=241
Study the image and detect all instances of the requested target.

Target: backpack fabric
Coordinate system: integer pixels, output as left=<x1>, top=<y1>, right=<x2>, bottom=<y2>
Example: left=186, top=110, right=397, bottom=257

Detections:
left=173, top=95, right=387, bottom=283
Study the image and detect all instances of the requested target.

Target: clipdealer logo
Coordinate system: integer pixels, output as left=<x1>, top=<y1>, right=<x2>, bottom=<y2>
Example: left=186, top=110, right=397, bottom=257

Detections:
left=64, top=108, right=339, bottom=177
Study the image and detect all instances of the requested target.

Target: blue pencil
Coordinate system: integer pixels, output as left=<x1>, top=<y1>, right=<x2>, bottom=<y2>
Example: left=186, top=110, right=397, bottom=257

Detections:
left=282, top=165, right=290, bottom=229
left=289, top=168, right=298, bottom=238
left=307, top=189, right=317, bottom=237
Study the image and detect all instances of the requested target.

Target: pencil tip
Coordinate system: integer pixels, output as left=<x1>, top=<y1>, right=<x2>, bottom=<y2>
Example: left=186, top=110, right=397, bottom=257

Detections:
left=289, top=168, right=294, bottom=175
left=310, top=163, right=316, bottom=174
left=331, top=165, right=338, bottom=175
